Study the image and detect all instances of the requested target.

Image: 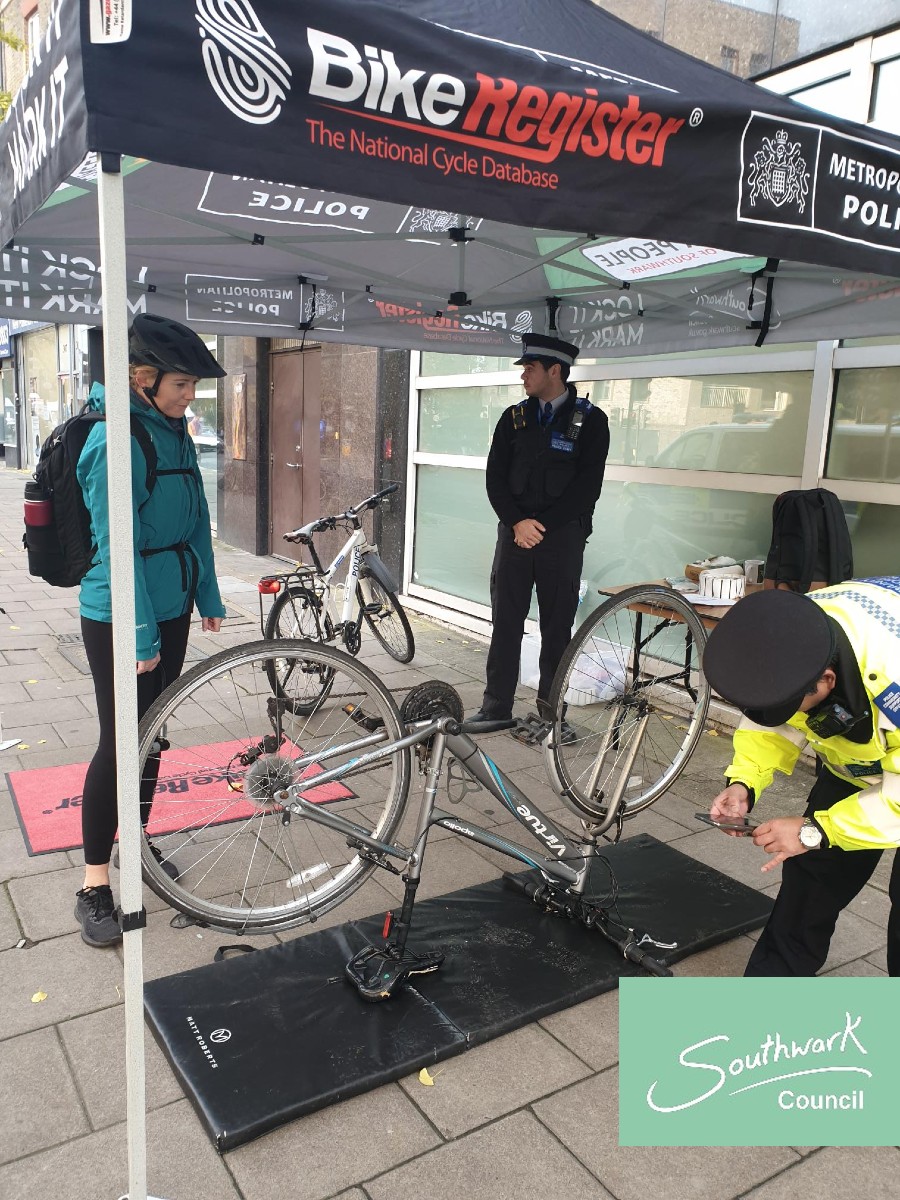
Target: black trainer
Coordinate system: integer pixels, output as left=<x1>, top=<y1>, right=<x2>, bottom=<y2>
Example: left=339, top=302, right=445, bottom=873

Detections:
left=74, top=885, right=122, bottom=947
left=113, top=842, right=180, bottom=881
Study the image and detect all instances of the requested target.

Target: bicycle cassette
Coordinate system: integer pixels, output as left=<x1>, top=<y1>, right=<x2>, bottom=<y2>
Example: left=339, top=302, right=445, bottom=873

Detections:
left=400, top=680, right=464, bottom=725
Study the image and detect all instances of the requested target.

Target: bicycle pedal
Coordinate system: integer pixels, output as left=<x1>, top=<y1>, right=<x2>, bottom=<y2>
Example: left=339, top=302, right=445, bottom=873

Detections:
left=362, top=603, right=383, bottom=615
left=510, top=714, right=551, bottom=747
left=344, top=944, right=444, bottom=1002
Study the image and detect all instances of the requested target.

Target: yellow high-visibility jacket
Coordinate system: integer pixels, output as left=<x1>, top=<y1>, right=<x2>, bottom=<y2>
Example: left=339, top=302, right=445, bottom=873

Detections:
left=724, top=578, right=900, bottom=851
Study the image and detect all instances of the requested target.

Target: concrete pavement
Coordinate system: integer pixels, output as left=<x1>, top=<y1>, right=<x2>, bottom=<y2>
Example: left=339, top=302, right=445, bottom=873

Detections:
left=0, top=464, right=894, bottom=1200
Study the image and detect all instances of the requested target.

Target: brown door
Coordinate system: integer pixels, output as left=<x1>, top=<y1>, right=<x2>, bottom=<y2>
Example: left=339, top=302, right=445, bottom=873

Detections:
left=270, top=348, right=321, bottom=553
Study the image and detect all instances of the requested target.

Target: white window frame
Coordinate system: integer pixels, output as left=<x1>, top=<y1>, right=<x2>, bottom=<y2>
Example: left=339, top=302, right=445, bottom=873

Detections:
left=403, top=339, right=900, bottom=622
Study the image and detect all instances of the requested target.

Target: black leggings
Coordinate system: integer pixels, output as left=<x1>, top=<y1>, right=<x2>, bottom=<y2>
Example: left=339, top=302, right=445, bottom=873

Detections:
left=80, top=614, right=192, bottom=866
left=745, top=767, right=900, bottom=977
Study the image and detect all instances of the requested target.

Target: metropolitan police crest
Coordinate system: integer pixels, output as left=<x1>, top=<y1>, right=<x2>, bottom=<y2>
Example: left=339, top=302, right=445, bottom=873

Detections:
left=747, top=129, right=810, bottom=212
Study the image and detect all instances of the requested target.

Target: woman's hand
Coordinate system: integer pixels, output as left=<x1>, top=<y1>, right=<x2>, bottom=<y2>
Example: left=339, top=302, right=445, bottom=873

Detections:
left=136, top=654, right=161, bottom=675
left=202, top=617, right=222, bottom=633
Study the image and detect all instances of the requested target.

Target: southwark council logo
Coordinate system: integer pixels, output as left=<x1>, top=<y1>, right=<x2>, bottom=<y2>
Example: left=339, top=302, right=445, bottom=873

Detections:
left=197, top=0, right=291, bottom=125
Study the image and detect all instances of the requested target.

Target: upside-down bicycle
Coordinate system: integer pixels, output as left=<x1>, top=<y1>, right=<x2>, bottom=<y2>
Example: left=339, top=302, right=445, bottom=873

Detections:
left=135, top=586, right=709, bottom=995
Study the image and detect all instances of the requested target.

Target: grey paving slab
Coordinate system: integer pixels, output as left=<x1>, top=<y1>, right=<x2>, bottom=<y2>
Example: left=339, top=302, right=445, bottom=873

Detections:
left=0, top=933, right=122, bottom=1039
left=55, top=716, right=101, bottom=748
left=672, top=825, right=779, bottom=891
left=672, top=935, right=758, bottom=976
left=366, top=1109, right=615, bottom=1200
left=821, top=908, right=887, bottom=974
left=866, top=848, right=897, bottom=893
left=539, top=987, right=620, bottom=1072
left=226, top=1083, right=442, bottom=1200
left=0, top=661, right=65, bottom=683
left=846, top=883, right=892, bottom=929
left=9, top=864, right=90, bottom=941
left=274, top=870, right=399, bottom=938
left=0, top=681, right=29, bottom=704
left=0, top=886, right=21, bottom=950
left=21, top=678, right=96, bottom=701
left=823, top=957, right=887, bottom=976
left=534, top=1070, right=800, bottom=1200
left=0, top=1027, right=90, bottom=1165
left=408, top=834, right=505, bottom=903
left=3, top=727, right=68, bottom=756
left=864, top=945, right=888, bottom=972
left=58, top=1004, right=184, bottom=1130
left=0, top=1099, right=243, bottom=1200
left=0, top=827, right=73, bottom=883
left=139, top=904, right=280, bottom=982
left=397, top=1023, right=591, bottom=1137
left=0, top=789, right=21, bottom=833
left=744, top=1146, right=900, bottom=1198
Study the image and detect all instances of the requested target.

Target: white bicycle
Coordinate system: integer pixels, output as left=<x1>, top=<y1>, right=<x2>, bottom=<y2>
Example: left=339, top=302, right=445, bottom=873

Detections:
left=258, top=484, right=414, bottom=712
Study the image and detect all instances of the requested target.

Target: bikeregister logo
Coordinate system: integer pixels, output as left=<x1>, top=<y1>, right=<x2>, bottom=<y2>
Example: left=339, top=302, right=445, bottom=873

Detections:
left=196, top=0, right=291, bottom=125
left=305, top=29, right=685, bottom=178
left=619, top=979, right=898, bottom=1146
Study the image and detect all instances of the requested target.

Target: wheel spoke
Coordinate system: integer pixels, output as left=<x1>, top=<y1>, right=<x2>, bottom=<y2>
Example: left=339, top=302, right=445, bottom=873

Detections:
left=548, top=587, right=709, bottom=818
left=138, top=639, right=410, bottom=932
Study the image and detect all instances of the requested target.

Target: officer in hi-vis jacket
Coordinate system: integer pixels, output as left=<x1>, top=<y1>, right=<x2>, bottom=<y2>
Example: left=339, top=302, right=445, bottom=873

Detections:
left=468, top=333, right=610, bottom=727
left=703, top=580, right=900, bottom=976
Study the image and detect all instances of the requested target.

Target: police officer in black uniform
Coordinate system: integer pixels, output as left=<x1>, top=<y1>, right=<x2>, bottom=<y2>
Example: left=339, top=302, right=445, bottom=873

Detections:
left=468, top=333, right=610, bottom=725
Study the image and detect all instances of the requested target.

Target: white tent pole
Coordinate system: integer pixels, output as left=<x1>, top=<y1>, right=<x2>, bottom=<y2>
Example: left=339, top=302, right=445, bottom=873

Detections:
left=97, top=157, right=149, bottom=1200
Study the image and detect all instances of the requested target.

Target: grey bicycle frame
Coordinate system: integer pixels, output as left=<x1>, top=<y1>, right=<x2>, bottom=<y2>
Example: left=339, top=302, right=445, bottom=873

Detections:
left=281, top=717, right=592, bottom=891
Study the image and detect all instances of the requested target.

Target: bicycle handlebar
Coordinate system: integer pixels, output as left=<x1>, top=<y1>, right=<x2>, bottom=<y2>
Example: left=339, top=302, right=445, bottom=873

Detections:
left=349, top=482, right=399, bottom=516
left=622, top=937, right=672, bottom=978
left=283, top=484, right=400, bottom=541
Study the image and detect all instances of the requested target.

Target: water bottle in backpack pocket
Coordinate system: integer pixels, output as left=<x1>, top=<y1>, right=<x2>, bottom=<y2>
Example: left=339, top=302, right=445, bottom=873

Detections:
left=23, top=475, right=69, bottom=584
left=22, top=406, right=158, bottom=588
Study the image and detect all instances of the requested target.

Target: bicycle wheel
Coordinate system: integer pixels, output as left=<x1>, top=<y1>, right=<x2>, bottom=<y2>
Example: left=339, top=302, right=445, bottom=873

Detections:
left=137, top=639, right=411, bottom=933
left=357, top=578, right=415, bottom=662
left=264, top=585, right=334, bottom=711
left=547, top=586, right=709, bottom=819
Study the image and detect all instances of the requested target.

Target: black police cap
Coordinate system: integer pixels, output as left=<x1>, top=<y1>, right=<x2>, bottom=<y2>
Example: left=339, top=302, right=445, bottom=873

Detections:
left=514, top=333, right=580, bottom=367
left=702, top=589, right=836, bottom=726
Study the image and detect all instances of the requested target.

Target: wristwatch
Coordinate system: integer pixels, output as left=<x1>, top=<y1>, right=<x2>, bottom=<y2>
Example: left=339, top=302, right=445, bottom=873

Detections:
left=798, top=818, right=824, bottom=850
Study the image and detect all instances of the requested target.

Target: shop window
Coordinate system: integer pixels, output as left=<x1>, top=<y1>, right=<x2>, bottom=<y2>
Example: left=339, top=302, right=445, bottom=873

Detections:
left=606, top=371, right=811, bottom=473
left=828, top=367, right=900, bottom=484
left=420, top=352, right=516, bottom=376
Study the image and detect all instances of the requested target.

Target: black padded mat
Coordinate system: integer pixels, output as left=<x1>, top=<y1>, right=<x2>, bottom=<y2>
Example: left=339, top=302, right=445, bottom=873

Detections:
left=144, top=834, right=771, bottom=1150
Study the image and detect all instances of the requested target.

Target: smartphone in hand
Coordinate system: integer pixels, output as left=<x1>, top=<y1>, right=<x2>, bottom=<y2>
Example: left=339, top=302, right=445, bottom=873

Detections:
left=695, top=812, right=758, bottom=835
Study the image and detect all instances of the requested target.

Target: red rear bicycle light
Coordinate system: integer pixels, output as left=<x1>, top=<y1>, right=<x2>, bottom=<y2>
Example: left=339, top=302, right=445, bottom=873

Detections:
left=258, top=578, right=281, bottom=595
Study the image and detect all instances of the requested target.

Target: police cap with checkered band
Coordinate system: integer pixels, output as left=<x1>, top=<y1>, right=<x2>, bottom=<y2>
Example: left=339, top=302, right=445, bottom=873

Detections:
left=702, top=588, right=836, bottom=727
left=514, top=333, right=580, bottom=368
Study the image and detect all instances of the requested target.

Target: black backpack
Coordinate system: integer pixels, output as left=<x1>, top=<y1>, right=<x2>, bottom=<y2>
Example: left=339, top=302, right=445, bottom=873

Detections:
left=23, top=408, right=157, bottom=588
left=763, top=488, right=853, bottom=594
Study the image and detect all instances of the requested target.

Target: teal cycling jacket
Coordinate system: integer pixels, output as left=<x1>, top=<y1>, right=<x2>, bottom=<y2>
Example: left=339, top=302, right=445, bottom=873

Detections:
left=76, top=383, right=225, bottom=660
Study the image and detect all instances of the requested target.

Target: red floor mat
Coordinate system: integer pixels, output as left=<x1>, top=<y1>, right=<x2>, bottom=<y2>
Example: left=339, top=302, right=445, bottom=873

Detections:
left=6, top=739, right=353, bottom=855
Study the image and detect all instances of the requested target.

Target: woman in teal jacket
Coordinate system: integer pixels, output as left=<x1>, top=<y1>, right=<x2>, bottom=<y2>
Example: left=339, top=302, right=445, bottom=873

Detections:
left=73, top=315, right=227, bottom=948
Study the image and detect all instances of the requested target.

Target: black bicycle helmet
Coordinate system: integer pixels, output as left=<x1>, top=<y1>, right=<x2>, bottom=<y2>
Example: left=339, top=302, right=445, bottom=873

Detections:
left=129, top=314, right=226, bottom=379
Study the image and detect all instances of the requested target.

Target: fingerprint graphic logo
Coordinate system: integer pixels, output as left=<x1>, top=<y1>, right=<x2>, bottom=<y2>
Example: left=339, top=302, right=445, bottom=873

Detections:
left=196, top=0, right=292, bottom=125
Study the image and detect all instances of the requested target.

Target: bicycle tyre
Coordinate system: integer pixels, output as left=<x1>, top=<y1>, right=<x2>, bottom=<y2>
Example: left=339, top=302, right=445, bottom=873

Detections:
left=137, top=638, right=411, bottom=933
left=264, top=585, right=335, bottom=712
left=357, top=579, right=415, bottom=662
left=547, top=585, right=710, bottom=819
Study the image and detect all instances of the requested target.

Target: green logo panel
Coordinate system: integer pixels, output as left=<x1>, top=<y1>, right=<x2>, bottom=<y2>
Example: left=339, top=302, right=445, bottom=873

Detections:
left=619, top=978, right=899, bottom=1146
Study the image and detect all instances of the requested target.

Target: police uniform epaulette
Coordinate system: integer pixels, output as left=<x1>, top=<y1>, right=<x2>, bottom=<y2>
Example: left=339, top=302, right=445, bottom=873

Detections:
left=510, top=401, right=528, bottom=430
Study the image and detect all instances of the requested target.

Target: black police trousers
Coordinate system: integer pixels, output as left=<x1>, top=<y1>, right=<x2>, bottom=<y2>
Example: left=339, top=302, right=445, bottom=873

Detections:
left=745, top=767, right=900, bottom=976
left=481, top=518, right=586, bottom=718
